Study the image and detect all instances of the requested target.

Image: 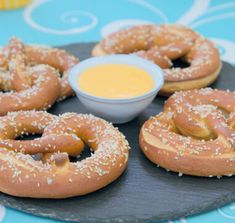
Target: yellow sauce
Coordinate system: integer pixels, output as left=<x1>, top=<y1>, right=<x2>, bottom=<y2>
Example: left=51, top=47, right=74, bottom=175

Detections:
left=78, top=64, right=154, bottom=99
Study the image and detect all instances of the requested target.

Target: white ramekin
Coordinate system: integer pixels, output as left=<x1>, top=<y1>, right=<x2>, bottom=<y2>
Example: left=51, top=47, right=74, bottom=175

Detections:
left=68, top=55, right=164, bottom=124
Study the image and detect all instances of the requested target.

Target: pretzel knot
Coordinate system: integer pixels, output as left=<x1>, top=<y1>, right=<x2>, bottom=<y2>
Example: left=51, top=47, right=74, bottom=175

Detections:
left=0, top=111, right=129, bottom=198
left=92, top=24, right=221, bottom=95
left=140, top=88, right=235, bottom=177
left=0, top=38, right=78, bottom=111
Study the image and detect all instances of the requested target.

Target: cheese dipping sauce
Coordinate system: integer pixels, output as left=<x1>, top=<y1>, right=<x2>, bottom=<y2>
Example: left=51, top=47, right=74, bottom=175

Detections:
left=78, top=64, right=154, bottom=99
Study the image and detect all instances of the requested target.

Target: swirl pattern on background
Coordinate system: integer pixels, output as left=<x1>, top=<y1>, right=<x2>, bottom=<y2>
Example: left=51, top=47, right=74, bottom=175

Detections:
left=0, top=0, right=235, bottom=222
left=100, top=0, right=235, bottom=64
left=101, top=19, right=154, bottom=37
left=24, top=0, right=98, bottom=35
left=218, top=203, right=235, bottom=219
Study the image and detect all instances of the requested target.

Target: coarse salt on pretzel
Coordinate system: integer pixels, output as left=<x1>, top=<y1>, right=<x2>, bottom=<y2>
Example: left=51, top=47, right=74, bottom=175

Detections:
left=0, top=111, right=84, bottom=156
left=139, top=88, right=235, bottom=177
left=0, top=37, right=78, bottom=99
left=0, top=111, right=129, bottom=198
left=92, top=24, right=221, bottom=95
left=0, top=38, right=62, bottom=115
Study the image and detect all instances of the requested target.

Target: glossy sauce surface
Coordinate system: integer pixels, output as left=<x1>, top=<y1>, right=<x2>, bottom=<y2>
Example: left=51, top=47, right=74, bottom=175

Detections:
left=78, top=64, right=154, bottom=99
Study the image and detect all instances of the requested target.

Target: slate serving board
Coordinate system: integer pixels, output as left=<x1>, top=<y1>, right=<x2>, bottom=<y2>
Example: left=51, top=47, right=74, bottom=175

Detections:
left=0, top=43, right=235, bottom=223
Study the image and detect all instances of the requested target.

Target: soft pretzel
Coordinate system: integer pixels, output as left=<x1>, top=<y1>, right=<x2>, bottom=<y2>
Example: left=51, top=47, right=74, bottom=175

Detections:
left=0, top=111, right=129, bottom=198
left=92, top=24, right=221, bottom=95
left=0, top=39, right=61, bottom=116
left=139, top=88, right=235, bottom=177
left=0, top=111, right=84, bottom=156
left=0, top=37, right=78, bottom=99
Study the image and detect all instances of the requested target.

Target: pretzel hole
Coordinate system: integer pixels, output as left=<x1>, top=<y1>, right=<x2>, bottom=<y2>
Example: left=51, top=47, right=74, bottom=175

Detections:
left=16, top=133, right=41, bottom=140
left=14, top=133, right=44, bottom=162
left=171, top=58, right=190, bottom=68
left=0, top=88, right=9, bottom=93
left=69, top=143, right=93, bottom=162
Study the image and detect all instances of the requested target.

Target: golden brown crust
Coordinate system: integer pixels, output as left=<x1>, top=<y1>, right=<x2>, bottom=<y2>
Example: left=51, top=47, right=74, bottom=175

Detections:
left=159, top=64, right=222, bottom=96
left=92, top=24, right=222, bottom=95
left=139, top=88, right=235, bottom=177
left=24, top=45, right=78, bottom=99
left=0, top=37, right=79, bottom=99
left=0, top=111, right=129, bottom=198
left=0, top=44, right=61, bottom=115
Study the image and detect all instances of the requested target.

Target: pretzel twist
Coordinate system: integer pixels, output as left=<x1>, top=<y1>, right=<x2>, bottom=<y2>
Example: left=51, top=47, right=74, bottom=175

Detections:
left=0, top=38, right=61, bottom=116
left=140, top=88, right=235, bottom=177
left=0, top=111, right=129, bottom=198
left=92, top=24, right=221, bottom=95
left=0, top=37, right=78, bottom=99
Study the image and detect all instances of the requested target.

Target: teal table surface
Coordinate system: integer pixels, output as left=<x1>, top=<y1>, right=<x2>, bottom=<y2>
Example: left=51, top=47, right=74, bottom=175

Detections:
left=1, top=0, right=235, bottom=222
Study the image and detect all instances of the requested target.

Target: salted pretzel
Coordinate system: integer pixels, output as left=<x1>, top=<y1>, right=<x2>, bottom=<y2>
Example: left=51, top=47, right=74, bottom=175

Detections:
left=0, top=111, right=129, bottom=198
left=92, top=24, right=221, bottom=95
left=0, top=38, right=61, bottom=115
left=0, top=37, right=78, bottom=99
left=139, top=88, right=235, bottom=177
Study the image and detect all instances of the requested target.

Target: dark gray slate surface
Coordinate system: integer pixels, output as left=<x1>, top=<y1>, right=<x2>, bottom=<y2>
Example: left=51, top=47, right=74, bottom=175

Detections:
left=0, top=43, right=235, bottom=223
